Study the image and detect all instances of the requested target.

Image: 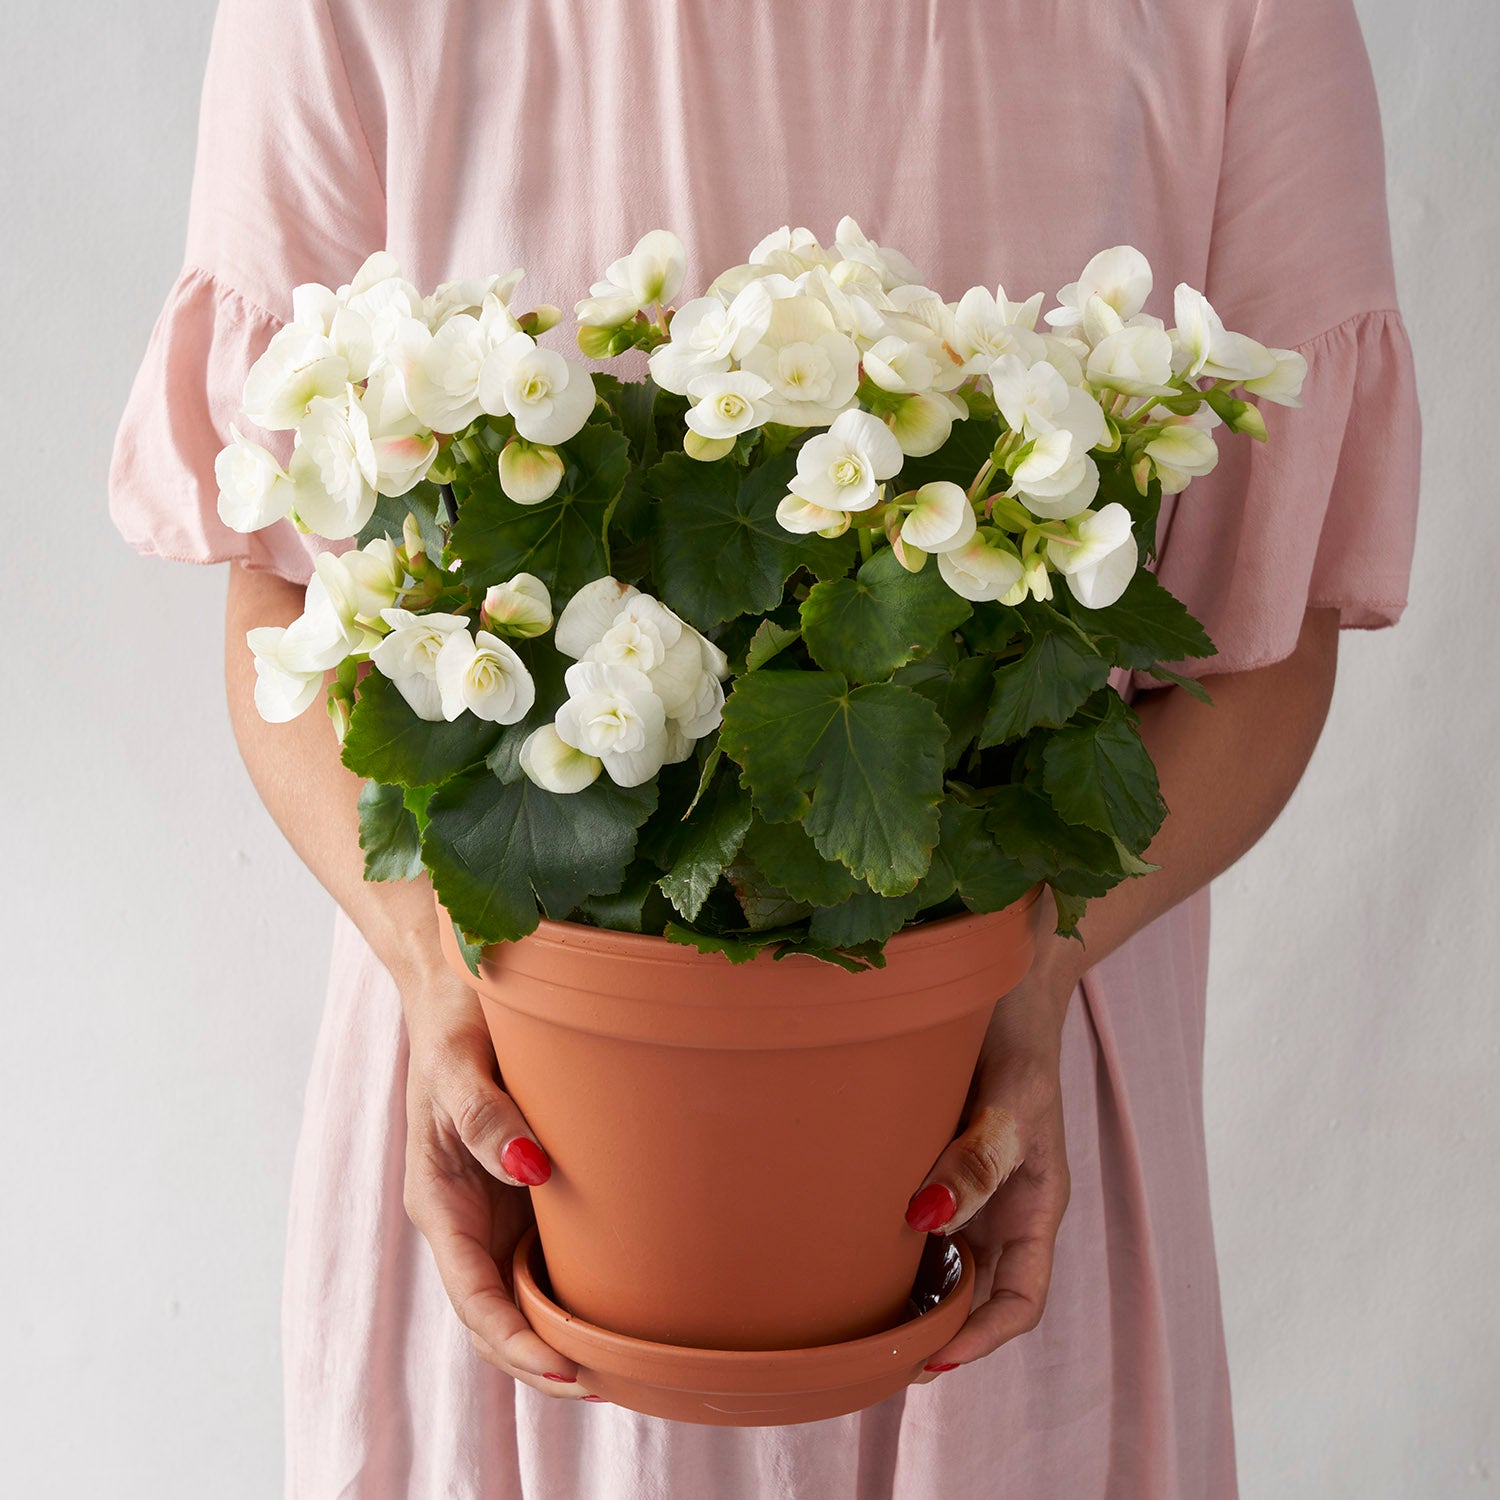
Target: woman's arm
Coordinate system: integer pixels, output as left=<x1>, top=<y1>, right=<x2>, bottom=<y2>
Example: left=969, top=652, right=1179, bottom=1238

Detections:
left=224, top=564, right=592, bottom=1399
left=912, top=604, right=1341, bottom=1372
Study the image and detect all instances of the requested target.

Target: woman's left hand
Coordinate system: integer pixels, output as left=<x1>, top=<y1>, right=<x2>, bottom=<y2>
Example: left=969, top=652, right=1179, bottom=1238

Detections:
left=903, top=950, right=1076, bottom=1379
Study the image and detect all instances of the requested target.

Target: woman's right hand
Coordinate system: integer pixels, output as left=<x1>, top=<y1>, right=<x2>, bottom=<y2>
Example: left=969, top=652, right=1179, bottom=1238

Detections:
left=401, top=970, right=601, bottom=1401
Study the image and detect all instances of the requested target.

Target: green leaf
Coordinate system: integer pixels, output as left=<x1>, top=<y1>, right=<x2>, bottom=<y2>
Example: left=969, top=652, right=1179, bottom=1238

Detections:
left=355, top=481, right=446, bottom=559
left=770, top=937, right=888, bottom=973
left=983, top=784, right=1121, bottom=898
left=724, top=859, right=816, bottom=930
left=664, top=923, right=796, bottom=965
left=801, top=547, right=972, bottom=684
left=745, top=619, right=802, bottom=672
left=979, top=605, right=1112, bottom=747
left=341, top=671, right=502, bottom=789
left=1041, top=691, right=1166, bottom=854
left=808, top=887, right=920, bottom=948
left=719, top=671, right=947, bottom=896
left=1049, top=886, right=1089, bottom=941
left=1062, top=568, right=1216, bottom=669
left=357, top=780, right=425, bottom=882
left=1135, top=662, right=1215, bottom=704
left=893, top=642, right=994, bottom=769
left=893, top=416, right=1000, bottom=493
left=448, top=422, right=627, bottom=596
left=657, top=767, right=754, bottom=922
left=570, top=860, right=674, bottom=934
left=648, top=451, right=855, bottom=630
left=451, top=920, right=485, bottom=976
left=1098, top=457, right=1163, bottom=559
left=739, top=816, right=863, bottom=907
left=422, top=769, right=657, bottom=944
left=917, top=802, right=1036, bottom=915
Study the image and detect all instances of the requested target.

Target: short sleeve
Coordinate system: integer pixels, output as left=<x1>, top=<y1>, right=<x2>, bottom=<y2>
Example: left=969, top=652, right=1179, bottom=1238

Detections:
left=1145, top=0, right=1421, bottom=679
left=108, top=0, right=385, bottom=585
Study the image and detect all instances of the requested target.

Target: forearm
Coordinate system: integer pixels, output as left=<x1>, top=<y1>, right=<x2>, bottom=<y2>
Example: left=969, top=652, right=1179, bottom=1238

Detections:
left=1030, top=604, right=1342, bottom=1004
left=223, top=563, right=449, bottom=998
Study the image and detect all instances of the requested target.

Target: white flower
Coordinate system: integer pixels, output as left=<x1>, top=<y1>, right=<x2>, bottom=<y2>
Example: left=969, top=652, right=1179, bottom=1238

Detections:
left=577, top=229, right=687, bottom=327
left=499, top=439, right=566, bottom=504
left=519, top=723, right=602, bottom=793
left=1046, top=246, right=1154, bottom=332
left=685, top=369, right=775, bottom=439
left=1046, top=503, right=1138, bottom=609
left=989, top=357, right=1106, bottom=448
left=357, top=364, right=438, bottom=496
left=314, top=539, right=404, bottom=630
left=477, top=331, right=596, bottom=445
left=1086, top=324, right=1177, bottom=397
left=1145, top=416, right=1221, bottom=495
left=435, top=628, right=536, bottom=724
left=555, top=577, right=641, bottom=658
left=426, top=269, right=525, bottom=325
left=783, top=407, right=904, bottom=516
left=899, top=481, right=977, bottom=554
left=215, top=425, right=293, bottom=533
left=647, top=282, right=776, bottom=395
left=738, top=295, right=861, bottom=427
left=748, top=224, right=835, bottom=276
left=480, top=573, right=552, bottom=638
left=369, top=608, right=471, bottom=721
left=1243, top=348, right=1308, bottom=407
left=398, top=294, right=521, bottom=433
left=554, top=660, right=670, bottom=788
left=936, top=531, right=1027, bottom=602
left=246, top=627, right=325, bottom=723
left=1011, top=450, right=1101, bottom=521
left=1171, top=285, right=1278, bottom=383
left=832, top=215, right=923, bottom=290
left=952, top=285, right=1048, bottom=370
left=886, top=391, right=964, bottom=458
left=242, top=325, right=349, bottom=431
left=774, top=494, right=853, bottom=537
left=288, top=388, right=380, bottom=539
left=860, top=334, right=939, bottom=394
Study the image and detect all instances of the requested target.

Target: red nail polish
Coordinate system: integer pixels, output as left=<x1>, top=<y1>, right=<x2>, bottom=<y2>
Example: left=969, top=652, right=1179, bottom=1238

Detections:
left=582, top=1394, right=609, bottom=1402
left=542, top=1372, right=576, bottom=1383
left=905, top=1183, right=956, bottom=1233
left=924, top=1362, right=960, bottom=1373
left=502, top=1137, right=551, bottom=1186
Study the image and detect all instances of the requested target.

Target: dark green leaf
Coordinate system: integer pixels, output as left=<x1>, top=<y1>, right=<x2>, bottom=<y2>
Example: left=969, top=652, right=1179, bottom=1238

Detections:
left=724, top=859, right=816, bottom=930
left=719, top=672, right=947, bottom=896
left=1041, top=691, right=1166, bottom=854
left=570, top=860, right=674, bottom=934
left=451, top=920, right=485, bottom=976
left=894, top=643, right=994, bottom=769
left=770, top=937, right=888, bottom=972
left=739, top=816, right=863, bottom=907
left=893, top=416, right=1000, bottom=493
left=801, top=547, right=972, bottom=683
left=746, top=619, right=802, bottom=672
left=1062, top=568, right=1215, bottom=669
left=355, top=481, right=446, bottom=559
left=1049, top=886, right=1090, bottom=941
left=1135, top=662, right=1215, bottom=703
left=648, top=451, right=855, bottom=630
left=657, top=768, right=753, bottom=922
left=342, top=671, right=501, bottom=789
left=422, top=769, right=657, bottom=944
left=983, top=784, right=1121, bottom=898
left=979, top=605, right=1111, bottom=746
left=917, top=802, right=1036, bottom=915
left=663, top=923, right=796, bottom=964
left=808, top=887, right=920, bottom=948
left=357, top=780, right=425, bottom=881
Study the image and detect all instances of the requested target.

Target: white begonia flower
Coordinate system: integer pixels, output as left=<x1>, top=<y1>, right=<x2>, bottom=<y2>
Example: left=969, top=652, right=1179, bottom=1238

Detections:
left=1145, top=418, right=1221, bottom=494
left=435, top=628, right=536, bottom=724
left=887, top=391, right=962, bottom=458
left=748, top=224, right=835, bottom=277
left=519, top=723, right=602, bottom=794
left=1171, top=285, right=1278, bottom=384
left=1243, top=348, right=1308, bottom=407
left=1011, top=451, right=1102, bottom=522
left=481, top=573, right=552, bottom=638
left=242, top=325, right=349, bottom=431
left=554, top=660, right=670, bottom=788
left=398, top=294, right=521, bottom=433
left=861, top=334, right=940, bottom=394
left=990, top=356, right=1107, bottom=447
left=937, top=531, right=1027, bottom=603
left=795, top=264, right=891, bottom=346
left=952, top=285, right=1049, bottom=371
left=647, top=281, right=776, bottom=395
left=246, top=627, right=326, bottom=723
left=499, top=438, right=566, bottom=504
left=576, top=229, right=688, bottom=328
left=1046, top=246, right=1155, bottom=332
left=477, top=330, right=597, bottom=445
left=685, top=369, right=775, bottom=439
left=289, top=387, right=381, bottom=539
left=900, top=481, right=977, bottom=554
left=738, top=295, right=861, bottom=427
left=555, top=577, right=641, bottom=658
left=215, top=425, right=293, bottom=533
left=832, top=215, right=923, bottom=290
left=1086, top=324, right=1177, bottom=397
left=244, top=572, right=364, bottom=722
left=426, top=269, right=525, bottom=325
left=357, top=363, right=439, bottom=496
left=1046, top=503, right=1138, bottom=609
left=784, top=407, right=905, bottom=515
left=314, top=539, right=404, bottom=631
left=369, top=608, right=472, bottom=721
left=774, top=494, right=853, bottom=538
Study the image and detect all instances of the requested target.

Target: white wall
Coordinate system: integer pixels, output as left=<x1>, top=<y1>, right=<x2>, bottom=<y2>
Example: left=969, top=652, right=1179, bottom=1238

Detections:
left=1, top=3, right=1494, bottom=1496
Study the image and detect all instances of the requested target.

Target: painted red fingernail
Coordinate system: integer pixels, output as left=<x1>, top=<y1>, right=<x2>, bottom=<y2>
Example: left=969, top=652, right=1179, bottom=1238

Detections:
left=502, top=1137, right=551, bottom=1186
left=582, top=1394, right=609, bottom=1402
left=542, top=1372, right=576, bottom=1383
left=924, top=1362, right=960, bottom=1373
left=905, top=1183, right=956, bottom=1233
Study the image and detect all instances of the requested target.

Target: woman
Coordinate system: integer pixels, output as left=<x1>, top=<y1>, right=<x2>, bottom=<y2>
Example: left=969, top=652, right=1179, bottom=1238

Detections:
left=109, top=1, right=1421, bottom=1494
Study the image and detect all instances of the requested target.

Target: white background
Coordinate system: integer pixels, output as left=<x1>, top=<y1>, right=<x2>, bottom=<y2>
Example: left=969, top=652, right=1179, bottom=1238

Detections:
left=2, top=3, right=1495, bottom=1495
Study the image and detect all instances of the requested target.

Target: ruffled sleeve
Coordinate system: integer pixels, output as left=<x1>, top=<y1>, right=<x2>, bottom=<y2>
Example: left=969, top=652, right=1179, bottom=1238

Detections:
left=1144, top=0, right=1422, bottom=679
left=107, top=0, right=385, bottom=586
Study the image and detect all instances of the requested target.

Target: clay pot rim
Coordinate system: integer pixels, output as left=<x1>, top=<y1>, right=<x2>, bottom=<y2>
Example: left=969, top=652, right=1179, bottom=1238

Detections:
left=473, top=883, right=1043, bottom=969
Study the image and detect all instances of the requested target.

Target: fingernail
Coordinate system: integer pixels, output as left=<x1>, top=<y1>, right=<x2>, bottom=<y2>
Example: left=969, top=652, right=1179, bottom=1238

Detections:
left=542, top=1372, right=576, bottom=1383
left=502, top=1137, right=551, bottom=1186
left=924, top=1362, right=960, bottom=1373
left=582, top=1394, right=609, bottom=1402
left=905, top=1183, right=956, bottom=1233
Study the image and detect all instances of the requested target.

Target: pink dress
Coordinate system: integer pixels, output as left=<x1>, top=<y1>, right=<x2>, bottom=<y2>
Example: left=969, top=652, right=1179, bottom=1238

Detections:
left=109, top=2, right=1422, bottom=1495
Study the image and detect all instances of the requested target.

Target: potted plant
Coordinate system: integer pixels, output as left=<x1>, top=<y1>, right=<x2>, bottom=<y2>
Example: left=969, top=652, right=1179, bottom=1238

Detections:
left=220, top=219, right=1302, bottom=1423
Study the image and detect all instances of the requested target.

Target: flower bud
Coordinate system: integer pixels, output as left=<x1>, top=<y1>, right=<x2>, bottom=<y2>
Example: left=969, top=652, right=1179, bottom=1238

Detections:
left=1228, top=400, right=1267, bottom=441
left=326, top=682, right=354, bottom=743
left=1132, top=452, right=1154, bottom=496
left=481, top=572, right=553, bottom=639
left=520, top=723, right=603, bottom=794
left=499, top=438, right=566, bottom=504
left=684, top=429, right=736, bottom=463
left=577, top=324, right=618, bottom=359
left=518, top=304, right=563, bottom=336
left=890, top=527, right=928, bottom=574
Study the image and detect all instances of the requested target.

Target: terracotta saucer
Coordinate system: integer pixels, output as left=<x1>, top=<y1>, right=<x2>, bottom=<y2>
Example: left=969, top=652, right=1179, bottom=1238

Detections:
left=512, top=1226, right=976, bottom=1426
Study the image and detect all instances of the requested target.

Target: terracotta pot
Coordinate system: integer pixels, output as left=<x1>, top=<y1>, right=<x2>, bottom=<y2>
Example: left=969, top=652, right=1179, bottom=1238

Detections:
left=436, top=889, right=1041, bottom=1415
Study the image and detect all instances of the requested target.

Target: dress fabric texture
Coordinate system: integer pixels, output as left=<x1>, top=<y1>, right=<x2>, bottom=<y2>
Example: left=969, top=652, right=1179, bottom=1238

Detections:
left=108, top=2, right=1422, bottom=1496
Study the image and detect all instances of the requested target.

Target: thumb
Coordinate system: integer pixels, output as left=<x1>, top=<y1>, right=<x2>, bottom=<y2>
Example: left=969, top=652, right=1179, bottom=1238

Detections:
left=904, top=1103, right=1023, bottom=1235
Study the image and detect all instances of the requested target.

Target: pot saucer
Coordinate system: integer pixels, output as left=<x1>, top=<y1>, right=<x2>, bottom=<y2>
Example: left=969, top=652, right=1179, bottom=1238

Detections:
left=512, top=1226, right=975, bottom=1427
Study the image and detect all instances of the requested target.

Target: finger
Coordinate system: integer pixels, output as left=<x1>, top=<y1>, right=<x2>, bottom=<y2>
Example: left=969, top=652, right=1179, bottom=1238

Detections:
left=429, top=1033, right=553, bottom=1190
left=903, top=1101, right=1023, bottom=1236
left=405, top=1165, right=584, bottom=1394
